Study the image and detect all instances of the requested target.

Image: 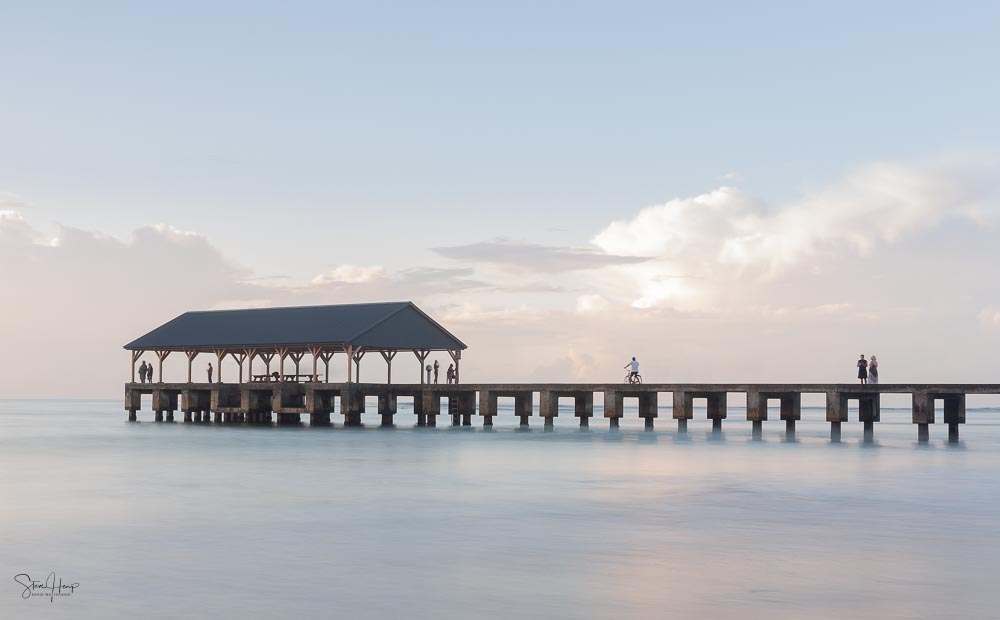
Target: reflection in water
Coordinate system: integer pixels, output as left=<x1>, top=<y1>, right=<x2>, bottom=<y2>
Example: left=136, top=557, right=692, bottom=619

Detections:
left=2, top=400, right=1000, bottom=619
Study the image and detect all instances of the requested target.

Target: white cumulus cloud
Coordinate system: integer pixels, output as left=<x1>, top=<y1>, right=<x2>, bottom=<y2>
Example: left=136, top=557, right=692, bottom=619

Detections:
left=591, top=159, right=1000, bottom=309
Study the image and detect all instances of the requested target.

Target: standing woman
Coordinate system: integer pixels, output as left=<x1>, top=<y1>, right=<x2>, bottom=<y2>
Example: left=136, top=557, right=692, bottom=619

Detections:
left=869, top=355, right=879, bottom=385
left=857, top=355, right=868, bottom=384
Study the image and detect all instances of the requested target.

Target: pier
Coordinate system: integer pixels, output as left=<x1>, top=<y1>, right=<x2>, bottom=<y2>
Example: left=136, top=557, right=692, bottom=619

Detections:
left=123, top=302, right=999, bottom=443
left=124, top=381, right=1000, bottom=443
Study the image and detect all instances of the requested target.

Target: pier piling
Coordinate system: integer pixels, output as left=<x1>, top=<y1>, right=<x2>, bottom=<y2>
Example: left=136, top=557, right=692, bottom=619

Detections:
left=673, top=391, right=693, bottom=432
left=123, top=381, right=995, bottom=442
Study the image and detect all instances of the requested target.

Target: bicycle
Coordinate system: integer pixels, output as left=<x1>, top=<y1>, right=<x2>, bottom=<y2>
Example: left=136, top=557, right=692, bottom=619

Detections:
left=625, top=372, right=642, bottom=384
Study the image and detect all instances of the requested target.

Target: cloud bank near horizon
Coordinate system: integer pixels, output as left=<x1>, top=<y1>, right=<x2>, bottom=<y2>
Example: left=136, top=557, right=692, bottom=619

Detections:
left=2, top=157, right=999, bottom=397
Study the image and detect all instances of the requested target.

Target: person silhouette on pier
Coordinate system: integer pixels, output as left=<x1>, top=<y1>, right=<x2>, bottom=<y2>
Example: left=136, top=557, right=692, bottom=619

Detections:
left=857, top=355, right=868, bottom=385
left=139, top=361, right=148, bottom=383
left=625, top=357, right=640, bottom=382
left=207, top=363, right=214, bottom=383
left=869, top=355, right=879, bottom=385
left=433, top=360, right=440, bottom=384
left=446, top=363, right=456, bottom=384
left=145, top=362, right=153, bottom=383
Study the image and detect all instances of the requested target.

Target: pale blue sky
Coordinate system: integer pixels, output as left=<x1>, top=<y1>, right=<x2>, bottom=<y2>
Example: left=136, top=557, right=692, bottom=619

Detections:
left=2, top=1, right=998, bottom=276
left=3, top=2, right=1000, bottom=395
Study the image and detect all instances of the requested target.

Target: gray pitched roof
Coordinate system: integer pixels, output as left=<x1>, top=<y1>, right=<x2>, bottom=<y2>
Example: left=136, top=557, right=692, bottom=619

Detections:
left=123, top=302, right=466, bottom=351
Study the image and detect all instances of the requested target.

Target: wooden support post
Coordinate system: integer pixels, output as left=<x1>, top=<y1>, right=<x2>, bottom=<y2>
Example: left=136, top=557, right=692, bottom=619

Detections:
left=276, top=347, right=289, bottom=382
left=184, top=350, right=198, bottom=383
left=448, top=349, right=461, bottom=384
left=345, top=345, right=354, bottom=384
left=308, top=347, right=322, bottom=382
left=230, top=351, right=247, bottom=384
left=243, top=348, right=257, bottom=383
left=414, top=349, right=430, bottom=384
left=258, top=351, right=275, bottom=380
left=380, top=351, right=397, bottom=384
left=155, top=350, right=170, bottom=384
left=352, top=348, right=365, bottom=383
left=130, top=350, right=143, bottom=382
left=289, top=351, right=305, bottom=380
left=320, top=350, right=335, bottom=383
left=213, top=349, right=226, bottom=383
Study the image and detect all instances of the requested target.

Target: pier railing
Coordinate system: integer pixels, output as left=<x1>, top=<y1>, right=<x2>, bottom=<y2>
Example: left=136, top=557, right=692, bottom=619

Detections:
left=124, top=382, right=1000, bottom=443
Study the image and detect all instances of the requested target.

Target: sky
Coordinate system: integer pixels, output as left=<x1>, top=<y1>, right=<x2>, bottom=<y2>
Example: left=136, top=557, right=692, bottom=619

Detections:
left=1, top=1, right=1000, bottom=398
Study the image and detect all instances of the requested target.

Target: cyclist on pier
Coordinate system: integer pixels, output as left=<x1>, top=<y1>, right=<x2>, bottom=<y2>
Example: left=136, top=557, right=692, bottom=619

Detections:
left=625, top=357, right=640, bottom=382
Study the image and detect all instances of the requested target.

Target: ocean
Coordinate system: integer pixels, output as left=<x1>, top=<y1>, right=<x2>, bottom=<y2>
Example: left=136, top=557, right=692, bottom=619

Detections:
left=2, top=398, right=999, bottom=619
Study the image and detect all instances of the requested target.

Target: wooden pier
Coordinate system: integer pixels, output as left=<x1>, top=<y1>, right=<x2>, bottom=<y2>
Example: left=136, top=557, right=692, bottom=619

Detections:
left=124, top=381, right=1000, bottom=443
left=123, top=303, right=998, bottom=444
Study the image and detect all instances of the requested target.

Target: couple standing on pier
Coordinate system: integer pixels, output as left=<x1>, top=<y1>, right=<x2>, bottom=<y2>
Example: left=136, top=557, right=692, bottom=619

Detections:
left=432, top=360, right=457, bottom=384
left=857, top=355, right=879, bottom=384
left=138, top=360, right=153, bottom=383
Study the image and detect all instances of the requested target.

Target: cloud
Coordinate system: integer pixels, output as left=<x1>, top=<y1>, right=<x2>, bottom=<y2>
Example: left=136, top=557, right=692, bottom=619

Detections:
left=0, top=192, right=29, bottom=210
left=575, top=294, right=610, bottom=314
left=310, top=265, right=386, bottom=285
left=592, top=159, right=1000, bottom=309
left=978, top=308, right=1000, bottom=327
left=433, top=237, right=649, bottom=273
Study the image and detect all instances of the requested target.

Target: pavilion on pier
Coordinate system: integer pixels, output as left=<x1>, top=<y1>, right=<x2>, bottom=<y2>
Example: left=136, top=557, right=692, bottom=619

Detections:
left=123, top=301, right=467, bottom=384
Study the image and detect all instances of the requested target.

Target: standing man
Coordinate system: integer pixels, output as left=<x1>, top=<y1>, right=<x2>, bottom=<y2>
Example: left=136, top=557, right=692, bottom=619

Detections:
left=139, top=360, right=148, bottom=384
left=433, top=360, right=440, bottom=384
left=207, top=362, right=214, bottom=383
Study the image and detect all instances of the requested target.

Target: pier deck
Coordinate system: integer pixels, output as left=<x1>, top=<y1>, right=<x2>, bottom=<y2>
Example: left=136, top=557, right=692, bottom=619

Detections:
left=125, top=382, right=1000, bottom=443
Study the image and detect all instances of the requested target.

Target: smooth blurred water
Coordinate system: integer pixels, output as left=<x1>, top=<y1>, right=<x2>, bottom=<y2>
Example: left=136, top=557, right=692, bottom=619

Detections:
left=2, top=398, right=1000, bottom=619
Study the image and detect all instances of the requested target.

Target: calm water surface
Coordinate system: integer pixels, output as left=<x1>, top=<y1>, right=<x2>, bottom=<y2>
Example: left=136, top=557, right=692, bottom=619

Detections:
left=2, top=399, right=999, bottom=619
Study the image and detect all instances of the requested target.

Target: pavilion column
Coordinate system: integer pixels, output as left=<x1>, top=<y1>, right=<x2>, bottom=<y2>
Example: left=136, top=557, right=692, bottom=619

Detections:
left=320, top=351, right=335, bottom=383
left=344, top=345, right=354, bottom=383
left=244, top=348, right=257, bottom=382
left=130, top=350, right=143, bottom=382
left=381, top=351, right=397, bottom=384
left=155, top=350, right=170, bottom=384
left=259, top=352, right=275, bottom=380
left=213, top=349, right=226, bottom=383
left=289, top=351, right=305, bottom=380
left=185, top=350, right=198, bottom=383
left=414, top=349, right=430, bottom=384
left=352, top=348, right=366, bottom=383
left=230, top=351, right=248, bottom=384
left=276, top=347, right=289, bottom=381
left=309, top=347, right=322, bottom=382
left=448, top=350, right=461, bottom=384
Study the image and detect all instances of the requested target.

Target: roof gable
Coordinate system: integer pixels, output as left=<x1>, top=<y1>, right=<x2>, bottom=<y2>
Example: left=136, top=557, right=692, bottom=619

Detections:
left=352, top=303, right=466, bottom=350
